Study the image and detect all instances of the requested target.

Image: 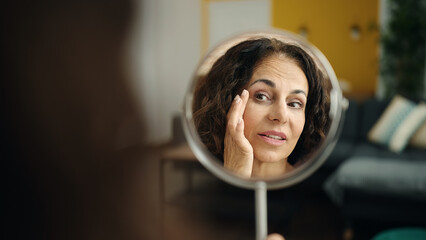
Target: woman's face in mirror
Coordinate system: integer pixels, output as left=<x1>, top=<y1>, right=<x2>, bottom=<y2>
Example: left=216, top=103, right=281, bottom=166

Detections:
left=245, top=55, right=308, bottom=177
left=192, top=37, right=330, bottom=179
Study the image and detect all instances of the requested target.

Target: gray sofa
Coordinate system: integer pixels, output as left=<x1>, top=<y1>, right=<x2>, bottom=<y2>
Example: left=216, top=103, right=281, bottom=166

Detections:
left=323, top=98, right=426, bottom=228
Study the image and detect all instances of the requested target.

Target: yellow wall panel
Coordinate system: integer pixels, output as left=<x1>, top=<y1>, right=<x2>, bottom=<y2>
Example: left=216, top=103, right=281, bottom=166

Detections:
left=272, top=0, right=379, bottom=98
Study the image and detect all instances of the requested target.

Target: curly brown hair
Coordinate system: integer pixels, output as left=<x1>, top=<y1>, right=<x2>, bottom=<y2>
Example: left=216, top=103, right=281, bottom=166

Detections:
left=193, top=37, right=330, bottom=165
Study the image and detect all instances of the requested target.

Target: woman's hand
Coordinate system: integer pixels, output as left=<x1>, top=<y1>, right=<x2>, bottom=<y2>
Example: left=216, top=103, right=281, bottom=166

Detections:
left=224, top=89, right=253, bottom=177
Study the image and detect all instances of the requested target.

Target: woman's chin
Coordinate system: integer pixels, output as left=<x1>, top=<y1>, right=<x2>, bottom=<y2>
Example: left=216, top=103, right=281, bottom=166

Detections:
left=256, top=158, right=280, bottom=163
left=253, top=152, right=288, bottom=164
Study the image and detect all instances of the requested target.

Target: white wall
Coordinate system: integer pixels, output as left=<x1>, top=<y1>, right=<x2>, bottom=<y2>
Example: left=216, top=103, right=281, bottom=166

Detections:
left=127, top=0, right=270, bottom=144
left=126, top=0, right=202, bottom=144
left=209, top=0, right=271, bottom=49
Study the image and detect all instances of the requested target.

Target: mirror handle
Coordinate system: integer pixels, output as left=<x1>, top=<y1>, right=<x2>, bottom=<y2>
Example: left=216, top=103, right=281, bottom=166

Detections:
left=255, top=181, right=268, bottom=240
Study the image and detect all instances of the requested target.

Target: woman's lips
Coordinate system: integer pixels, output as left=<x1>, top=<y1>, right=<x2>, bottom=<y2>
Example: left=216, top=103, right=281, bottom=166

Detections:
left=258, top=130, right=287, bottom=145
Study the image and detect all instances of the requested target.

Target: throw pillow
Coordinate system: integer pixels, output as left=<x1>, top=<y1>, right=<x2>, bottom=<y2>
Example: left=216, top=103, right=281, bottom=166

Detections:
left=368, top=95, right=425, bottom=153
left=389, top=101, right=426, bottom=152
left=408, top=115, right=426, bottom=149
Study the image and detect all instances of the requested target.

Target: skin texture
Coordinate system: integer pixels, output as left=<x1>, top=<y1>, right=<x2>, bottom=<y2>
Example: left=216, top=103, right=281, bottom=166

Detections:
left=224, top=55, right=308, bottom=178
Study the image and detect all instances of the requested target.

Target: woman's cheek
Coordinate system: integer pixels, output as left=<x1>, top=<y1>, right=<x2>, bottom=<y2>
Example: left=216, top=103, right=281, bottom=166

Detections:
left=243, top=103, right=260, bottom=136
left=296, top=114, right=306, bottom=136
left=243, top=101, right=255, bottom=119
left=244, top=103, right=263, bottom=121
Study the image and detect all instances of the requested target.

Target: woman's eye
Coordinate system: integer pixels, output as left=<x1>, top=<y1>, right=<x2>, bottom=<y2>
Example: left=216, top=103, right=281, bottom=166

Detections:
left=254, top=93, right=270, bottom=102
left=288, top=101, right=303, bottom=109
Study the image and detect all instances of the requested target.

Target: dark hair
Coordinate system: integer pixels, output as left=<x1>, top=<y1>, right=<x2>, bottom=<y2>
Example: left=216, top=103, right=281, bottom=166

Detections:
left=193, top=37, right=330, bottom=165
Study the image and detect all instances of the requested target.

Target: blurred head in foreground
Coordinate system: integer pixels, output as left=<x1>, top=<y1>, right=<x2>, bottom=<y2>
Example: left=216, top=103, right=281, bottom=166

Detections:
left=1, top=1, right=157, bottom=239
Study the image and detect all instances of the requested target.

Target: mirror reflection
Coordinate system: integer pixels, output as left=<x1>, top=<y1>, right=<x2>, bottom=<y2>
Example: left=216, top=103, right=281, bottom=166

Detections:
left=192, top=34, right=332, bottom=179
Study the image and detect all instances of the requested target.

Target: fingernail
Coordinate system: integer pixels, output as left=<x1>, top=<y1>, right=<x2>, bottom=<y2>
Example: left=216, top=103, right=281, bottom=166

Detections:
left=238, top=118, right=243, bottom=124
left=235, top=95, right=241, bottom=103
left=241, top=89, right=248, bottom=96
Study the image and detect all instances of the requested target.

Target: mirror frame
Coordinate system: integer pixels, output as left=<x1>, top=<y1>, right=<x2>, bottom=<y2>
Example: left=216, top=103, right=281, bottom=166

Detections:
left=182, top=28, right=347, bottom=190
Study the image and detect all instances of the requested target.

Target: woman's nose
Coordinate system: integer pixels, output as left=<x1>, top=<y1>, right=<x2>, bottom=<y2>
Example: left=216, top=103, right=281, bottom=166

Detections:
left=268, top=102, right=288, bottom=123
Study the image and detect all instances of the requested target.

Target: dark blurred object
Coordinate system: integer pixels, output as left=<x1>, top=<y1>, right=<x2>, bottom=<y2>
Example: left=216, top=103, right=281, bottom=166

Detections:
left=0, top=1, right=155, bottom=240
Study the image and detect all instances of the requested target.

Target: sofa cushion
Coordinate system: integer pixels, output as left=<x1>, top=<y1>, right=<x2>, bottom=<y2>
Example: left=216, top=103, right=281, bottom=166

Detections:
left=389, top=101, right=426, bottom=152
left=368, top=96, right=426, bottom=153
left=367, top=96, right=412, bottom=145
left=358, top=98, right=390, bottom=141
left=324, top=156, right=426, bottom=205
left=409, top=120, right=426, bottom=149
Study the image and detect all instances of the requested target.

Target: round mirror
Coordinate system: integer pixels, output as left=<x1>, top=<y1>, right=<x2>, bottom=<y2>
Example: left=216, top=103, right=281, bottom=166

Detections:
left=182, top=29, right=347, bottom=190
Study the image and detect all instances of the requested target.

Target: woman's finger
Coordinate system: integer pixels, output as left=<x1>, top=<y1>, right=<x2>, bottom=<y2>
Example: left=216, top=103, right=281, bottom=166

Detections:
left=236, top=89, right=249, bottom=130
left=229, top=90, right=250, bottom=147
left=226, top=95, right=240, bottom=124
left=227, top=89, right=249, bottom=125
left=234, top=118, right=245, bottom=144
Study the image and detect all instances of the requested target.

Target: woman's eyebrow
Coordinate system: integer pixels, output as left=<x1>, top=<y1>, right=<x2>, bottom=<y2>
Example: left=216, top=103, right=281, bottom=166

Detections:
left=249, top=79, right=275, bottom=88
left=291, top=89, right=307, bottom=96
left=249, top=79, right=307, bottom=96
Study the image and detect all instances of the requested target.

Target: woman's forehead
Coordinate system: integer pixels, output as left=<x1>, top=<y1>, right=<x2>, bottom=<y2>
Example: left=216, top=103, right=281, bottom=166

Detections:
left=254, top=54, right=296, bottom=69
left=252, top=55, right=301, bottom=78
left=249, top=55, right=309, bottom=92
